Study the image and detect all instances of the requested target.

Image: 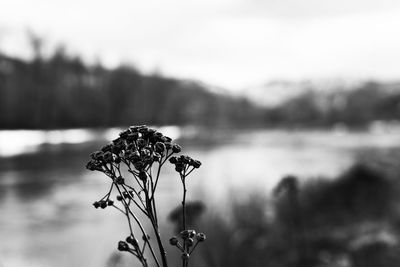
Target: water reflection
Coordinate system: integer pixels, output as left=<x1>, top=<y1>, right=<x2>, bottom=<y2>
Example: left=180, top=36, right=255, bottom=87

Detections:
left=1, top=128, right=400, bottom=266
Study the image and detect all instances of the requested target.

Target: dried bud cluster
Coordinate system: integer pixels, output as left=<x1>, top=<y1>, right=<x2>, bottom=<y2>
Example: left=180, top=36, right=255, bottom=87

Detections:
left=92, top=199, right=114, bottom=209
left=86, top=125, right=186, bottom=175
left=169, top=155, right=201, bottom=174
left=169, top=229, right=206, bottom=259
left=87, top=125, right=204, bottom=267
left=126, top=235, right=139, bottom=247
left=117, top=234, right=142, bottom=253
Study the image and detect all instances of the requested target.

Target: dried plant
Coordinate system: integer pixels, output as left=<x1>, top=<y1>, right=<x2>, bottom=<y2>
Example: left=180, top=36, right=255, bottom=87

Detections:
left=86, top=125, right=206, bottom=267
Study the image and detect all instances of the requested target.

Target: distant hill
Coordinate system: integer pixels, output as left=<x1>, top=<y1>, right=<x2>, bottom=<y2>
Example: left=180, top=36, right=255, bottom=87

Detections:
left=240, top=79, right=364, bottom=107
left=262, top=80, right=400, bottom=128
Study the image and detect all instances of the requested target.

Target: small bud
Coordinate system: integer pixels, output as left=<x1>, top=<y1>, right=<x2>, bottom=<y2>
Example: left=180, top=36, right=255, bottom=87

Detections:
left=188, top=230, right=196, bottom=238
left=169, top=156, right=178, bottom=164
left=180, top=155, right=191, bottom=164
left=86, top=161, right=95, bottom=171
left=93, top=201, right=100, bottom=209
left=192, top=160, right=201, bottom=168
left=129, top=126, right=139, bottom=132
left=123, top=191, right=133, bottom=199
left=103, top=151, right=113, bottom=163
left=175, top=164, right=184, bottom=173
left=100, top=200, right=107, bottom=209
left=138, top=125, right=149, bottom=133
left=142, top=148, right=151, bottom=156
left=155, top=142, right=166, bottom=153
left=119, top=130, right=130, bottom=139
left=116, top=195, right=123, bottom=201
left=126, top=236, right=139, bottom=246
left=101, top=144, right=112, bottom=152
left=159, top=136, right=168, bottom=143
left=118, top=241, right=129, bottom=251
left=112, top=137, right=123, bottom=145
left=169, top=236, right=179, bottom=246
left=165, top=142, right=172, bottom=149
left=90, top=151, right=103, bottom=160
left=107, top=199, right=114, bottom=206
left=172, top=144, right=182, bottom=153
left=180, top=230, right=189, bottom=240
left=133, top=161, right=145, bottom=171
left=147, top=128, right=156, bottom=134
left=154, top=131, right=163, bottom=138
left=196, top=233, right=206, bottom=242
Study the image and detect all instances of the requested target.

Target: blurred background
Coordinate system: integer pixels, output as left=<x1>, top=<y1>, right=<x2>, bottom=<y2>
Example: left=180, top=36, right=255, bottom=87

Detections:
left=1, top=0, right=400, bottom=266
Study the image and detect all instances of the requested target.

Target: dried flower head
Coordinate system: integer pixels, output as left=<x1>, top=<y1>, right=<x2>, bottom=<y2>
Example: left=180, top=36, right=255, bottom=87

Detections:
left=126, top=235, right=139, bottom=247
left=118, top=241, right=129, bottom=251
left=87, top=125, right=204, bottom=267
left=196, top=233, right=206, bottom=242
left=169, top=236, right=179, bottom=246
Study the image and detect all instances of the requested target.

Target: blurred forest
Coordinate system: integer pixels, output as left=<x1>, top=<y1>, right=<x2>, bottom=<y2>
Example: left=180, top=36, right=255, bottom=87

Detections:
left=1, top=36, right=400, bottom=129
left=0, top=36, right=263, bottom=129
left=265, top=81, right=400, bottom=128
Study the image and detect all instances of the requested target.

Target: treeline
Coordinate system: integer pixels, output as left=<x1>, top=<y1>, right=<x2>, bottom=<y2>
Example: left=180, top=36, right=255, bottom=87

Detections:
left=2, top=40, right=400, bottom=130
left=0, top=48, right=264, bottom=129
left=265, top=81, right=400, bottom=128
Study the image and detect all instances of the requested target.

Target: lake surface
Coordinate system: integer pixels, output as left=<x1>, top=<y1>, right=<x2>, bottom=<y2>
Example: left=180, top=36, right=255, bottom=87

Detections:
left=1, top=127, right=400, bottom=267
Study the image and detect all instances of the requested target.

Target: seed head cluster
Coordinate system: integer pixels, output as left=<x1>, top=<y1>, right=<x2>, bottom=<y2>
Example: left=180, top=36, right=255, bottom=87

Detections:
left=169, top=229, right=206, bottom=260
left=86, top=125, right=185, bottom=175
left=86, top=125, right=204, bottom=267
left=169, top=155, right=201, bottom=174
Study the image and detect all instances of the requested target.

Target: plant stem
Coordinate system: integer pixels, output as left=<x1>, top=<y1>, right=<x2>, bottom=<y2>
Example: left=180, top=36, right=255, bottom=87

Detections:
left=181, top=176, right=188, bottom=267
left=144, top=176, right=168, bottom=267
left=149, top=218, right=169, bottom=267
left=116, top=185, right=161, bottom=267
left=181, top=178, right=187, bottom=231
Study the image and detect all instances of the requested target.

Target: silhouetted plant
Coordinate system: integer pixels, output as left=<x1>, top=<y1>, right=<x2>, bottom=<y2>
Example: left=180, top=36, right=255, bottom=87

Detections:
left=86, top=125, right=205, bottom=267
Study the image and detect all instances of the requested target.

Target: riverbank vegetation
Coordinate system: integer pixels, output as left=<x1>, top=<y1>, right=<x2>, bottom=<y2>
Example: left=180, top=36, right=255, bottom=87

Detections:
left=183, top=161, right=400, bottom=267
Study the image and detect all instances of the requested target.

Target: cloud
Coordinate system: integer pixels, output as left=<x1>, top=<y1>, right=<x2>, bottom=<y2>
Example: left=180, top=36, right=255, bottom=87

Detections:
left=1, top=0, right=400, bottom=89
left=230, top=0, right=400, bottom=19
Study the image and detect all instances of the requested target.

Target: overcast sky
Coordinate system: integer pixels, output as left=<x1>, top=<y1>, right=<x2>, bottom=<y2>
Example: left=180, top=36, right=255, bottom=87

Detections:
left=1, top=0, right=400, bottom=90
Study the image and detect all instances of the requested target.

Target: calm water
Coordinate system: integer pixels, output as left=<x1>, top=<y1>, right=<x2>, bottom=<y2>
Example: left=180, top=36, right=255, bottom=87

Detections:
left=0, top=127, right=400, bottom=267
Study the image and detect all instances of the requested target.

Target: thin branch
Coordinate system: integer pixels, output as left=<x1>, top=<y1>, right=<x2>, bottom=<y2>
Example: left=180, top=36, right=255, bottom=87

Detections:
left=115, top=185, right=161, bottom=267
